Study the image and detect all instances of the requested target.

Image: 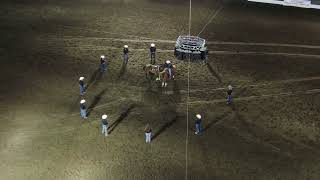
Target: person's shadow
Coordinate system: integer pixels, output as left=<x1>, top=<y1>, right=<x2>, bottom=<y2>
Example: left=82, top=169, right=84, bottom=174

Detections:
left=87, top=88, right=107, bottom=116
left=152, top=92, right=179, bottom=141
left=152, top=115, right=178, bottom=141
left=203, top=111, right=231, bottom=131
left=108, top=104, right=135, bottom=134
left=118, top=62, right=127, bottom=79
left=86, top=68, right=103, bottom=89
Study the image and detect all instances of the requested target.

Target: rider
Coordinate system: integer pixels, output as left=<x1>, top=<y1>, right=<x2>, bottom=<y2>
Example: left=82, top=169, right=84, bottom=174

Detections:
left=164, top=60, right=174, bottom=79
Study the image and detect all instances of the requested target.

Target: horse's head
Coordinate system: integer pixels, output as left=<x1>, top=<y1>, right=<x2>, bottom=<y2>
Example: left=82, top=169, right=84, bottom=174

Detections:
left=157, top=64, right=164, bottom=71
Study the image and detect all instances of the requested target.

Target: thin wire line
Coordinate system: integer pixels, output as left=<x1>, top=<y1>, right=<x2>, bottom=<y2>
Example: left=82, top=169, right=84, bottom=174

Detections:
left=197, top=6, right=223, bottom=37
left=185, top=0, right=191, bottom=179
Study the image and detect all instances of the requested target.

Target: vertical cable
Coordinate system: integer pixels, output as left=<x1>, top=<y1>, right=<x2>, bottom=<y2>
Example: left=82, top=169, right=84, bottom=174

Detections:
left=185, top=0, right=191, bottom=180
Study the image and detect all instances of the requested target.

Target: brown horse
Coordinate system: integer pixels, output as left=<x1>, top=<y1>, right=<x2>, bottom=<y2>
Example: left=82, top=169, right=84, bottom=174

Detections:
left=143, top=64, right=161, bottom=80
left=159, top=65, right=176, bottom=88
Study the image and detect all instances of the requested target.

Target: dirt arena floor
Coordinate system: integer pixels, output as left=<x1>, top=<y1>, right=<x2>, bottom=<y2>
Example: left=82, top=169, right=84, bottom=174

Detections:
left=1, top=0, right=320, bottom=179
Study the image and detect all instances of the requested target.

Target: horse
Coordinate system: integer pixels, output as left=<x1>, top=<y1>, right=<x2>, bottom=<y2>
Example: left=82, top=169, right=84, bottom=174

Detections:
left=159, top=65, right=176, bottom=88
left=143, top=64, right=161, bottom=80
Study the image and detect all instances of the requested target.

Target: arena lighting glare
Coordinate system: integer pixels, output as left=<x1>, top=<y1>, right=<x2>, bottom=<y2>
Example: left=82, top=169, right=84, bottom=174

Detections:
left=247, top=0, right=320, bottom=9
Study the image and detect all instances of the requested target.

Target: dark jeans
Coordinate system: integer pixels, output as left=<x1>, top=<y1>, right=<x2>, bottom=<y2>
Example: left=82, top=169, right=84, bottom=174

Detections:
left=227, top=95, right=232, bottom=104
left=196, top=123, right=201, bottom=133
left=123, top=54, right=128, bottom=64
left=100, top=63, right=106, bottom=73
left=150, top=53, right=155, bottom=64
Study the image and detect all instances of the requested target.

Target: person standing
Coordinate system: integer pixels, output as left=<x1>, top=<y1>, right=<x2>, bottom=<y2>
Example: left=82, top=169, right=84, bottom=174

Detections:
left=101, top=114, right=108, bottom=136
left=123, top=45, right=129, bottom=65
left=100, top=55, right=107, bottom=73
left=144, top=124, right=152, bottom=143
left=195, top=114, right=202, bottom=135
left=227, top=85, right=233, bottom=105
left=164, top=60, right=174, bottom=79
left=79, top=77, right=86, bottom=96
left=80, top=99, right=87, bottom=119
left=150, top=43, right=156, bottom=64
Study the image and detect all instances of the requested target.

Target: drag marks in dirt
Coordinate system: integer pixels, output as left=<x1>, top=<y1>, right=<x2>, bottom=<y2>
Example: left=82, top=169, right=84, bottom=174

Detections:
left=41, top=35, right=320, bottom=49
left=58, top=25, right=153, bottom=40
left=208, top=41, right=320, bottom=49
left=211, top=50, right=320, bottom=59
left=67, top=76, right=320, bottom=118
left=197, top=6, right=224, bottom=37
left=230, top=107, right=282, bottom=153
left=165, top=75, right=320, bottom=95
left=62, top=46, right=320, bottom=59
left=206, top=63, right=223, bottom=83
left=7, top=87, right=317, bottom=136
left=68, top=47, right=320, bottom=59
left=230, top=104, right=320, bottom=155
left=39, top=35, right=320, bottom=59
left=186, top=88, right=320, bottom=105
left=1, top=75, right=318, bottom=135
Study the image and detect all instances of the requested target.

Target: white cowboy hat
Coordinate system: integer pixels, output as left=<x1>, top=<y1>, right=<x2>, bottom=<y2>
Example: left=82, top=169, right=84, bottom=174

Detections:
left=166, top=60, right=171, bottom=64
left=100, top=55, right=105, bottom=59
left=80, top=99, right=86, bottom=104
left=228, top=85, right=233, bottom=90
left=196, top=114, right=201, bottom=119
left=124, top=45, right=128, bottom=48
left=102, top=114, right=107, bottom=119
left=79, top=77, right=84, bottom=81
left=151, top=43, right=155, bottom=47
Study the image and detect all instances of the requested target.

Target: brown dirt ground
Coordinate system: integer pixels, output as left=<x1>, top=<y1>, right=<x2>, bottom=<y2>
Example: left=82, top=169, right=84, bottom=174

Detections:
left=0, top=0, right=320, bottom=179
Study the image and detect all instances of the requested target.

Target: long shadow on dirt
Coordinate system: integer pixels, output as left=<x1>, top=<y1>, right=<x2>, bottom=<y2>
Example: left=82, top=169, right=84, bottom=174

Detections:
left=87, top=69, right=103, bottom=89
left=173, top=80, right=182, bottom=103
left=69, top=95, right=82, bottom=113
left=87, top=88, right=107, bottom=116
left=152, top=81, right=181, bottom=140
left=152, top=115, right=178, bottom=141
left=203, top=111, right=231, bottom=131
left=206, top=63, right=222, bottom=83
left=118, top=63, right=127, bottom=79
left=108, top=104, right=135, bottom=134
left=230, top=103, right=320, bottom=156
